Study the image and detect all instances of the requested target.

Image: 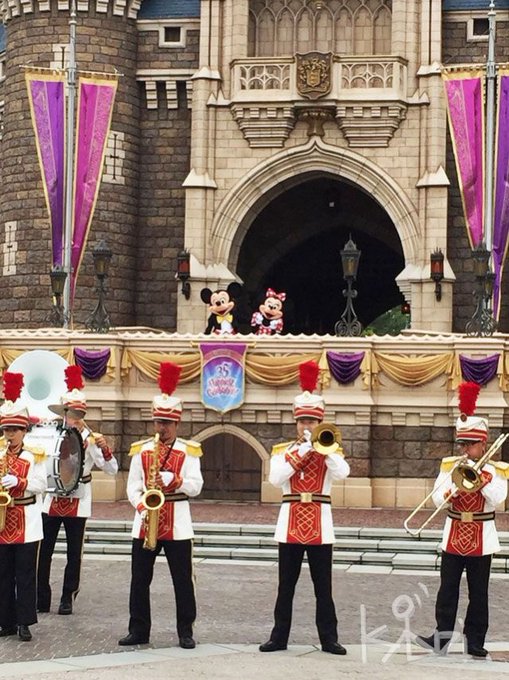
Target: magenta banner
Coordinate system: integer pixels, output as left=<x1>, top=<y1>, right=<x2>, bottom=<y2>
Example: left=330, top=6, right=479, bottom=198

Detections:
left=493, top=73, right=509, bottom=319
left=443, top=71, right=485, bottom=247
left=199, top=342, right=247, bottom=413
left=71, top=75, right=118, bottom=298
left=25, top=72, right=66, bottom=266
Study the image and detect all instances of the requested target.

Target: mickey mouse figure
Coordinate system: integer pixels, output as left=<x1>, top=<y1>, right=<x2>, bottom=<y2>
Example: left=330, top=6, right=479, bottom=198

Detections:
left=200, top=283, right=242, bottom=335
left=251, top=288, right=286, bottom=335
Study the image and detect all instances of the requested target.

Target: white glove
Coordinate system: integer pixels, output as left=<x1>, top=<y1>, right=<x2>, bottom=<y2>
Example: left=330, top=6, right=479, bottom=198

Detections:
left=1, top=474, right=18, bottom=489
left=297, top=441, right=313, bottom=457
left=138, top=509, right=147, bottom=521
left=160, top=471, right=174, bottom=487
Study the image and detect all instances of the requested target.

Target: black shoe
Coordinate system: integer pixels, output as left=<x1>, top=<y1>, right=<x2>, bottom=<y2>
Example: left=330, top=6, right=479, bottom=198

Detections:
left=259, top=640, right=287, bottom=652
left=415, top=633, right=450, bottom=654
left=467, top=645, right=488, bottom=658
left=118, top=633, right=150, bottom=646
left=0, top=627, right=17, bottom=637
left=179, top=636, right=196, bottom=649
left=58, top=600, right=72, bottom=615
left=18, top=625, right=32, bottom=642
left=322, top=641, right=347, bottom=655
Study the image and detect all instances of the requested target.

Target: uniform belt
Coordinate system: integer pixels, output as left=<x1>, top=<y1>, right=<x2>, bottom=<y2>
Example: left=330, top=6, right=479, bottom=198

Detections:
left=448, top=510, right=495, bottom=522
left=12, top=496, right=36, bottom=506
left=282, top=493, right=331, bottom=504
left=81, top=474, right=92, bottom=484
left=163, top=493, right=189, bottom=502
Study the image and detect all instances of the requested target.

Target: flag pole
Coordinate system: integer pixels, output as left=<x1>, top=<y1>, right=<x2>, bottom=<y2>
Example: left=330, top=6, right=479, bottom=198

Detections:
left=484, top=0, right=496, bottom=254
left=63, top=0, right=77, bottom=328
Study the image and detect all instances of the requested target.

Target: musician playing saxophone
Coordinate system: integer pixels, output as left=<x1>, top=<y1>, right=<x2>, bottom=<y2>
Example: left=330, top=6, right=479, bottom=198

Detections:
left=0, top=372, right=47, bottom=643
left=415, top=382, right=509, bottom=659
left=119, top=362, right=203, bottom=649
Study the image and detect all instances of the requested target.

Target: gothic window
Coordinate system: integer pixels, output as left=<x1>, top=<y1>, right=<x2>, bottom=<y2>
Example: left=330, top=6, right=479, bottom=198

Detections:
left=248, top=0, right=392, bottom=57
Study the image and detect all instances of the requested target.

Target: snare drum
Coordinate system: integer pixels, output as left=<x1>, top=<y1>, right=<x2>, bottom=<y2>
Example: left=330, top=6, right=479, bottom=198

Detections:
left=24, top=423, right=85, bottom=495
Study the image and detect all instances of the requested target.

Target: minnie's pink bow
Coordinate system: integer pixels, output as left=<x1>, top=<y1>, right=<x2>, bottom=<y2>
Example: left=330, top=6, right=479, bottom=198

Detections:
left=266, top=288, right=286, bottom=302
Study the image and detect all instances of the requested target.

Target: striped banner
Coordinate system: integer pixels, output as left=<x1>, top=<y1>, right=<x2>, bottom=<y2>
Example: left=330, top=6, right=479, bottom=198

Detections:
left=493, top=70, right=509, bottom=319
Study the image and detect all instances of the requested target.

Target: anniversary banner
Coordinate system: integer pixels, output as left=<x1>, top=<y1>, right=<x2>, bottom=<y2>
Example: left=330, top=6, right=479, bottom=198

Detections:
left=199, top=342, right=247, bottom=414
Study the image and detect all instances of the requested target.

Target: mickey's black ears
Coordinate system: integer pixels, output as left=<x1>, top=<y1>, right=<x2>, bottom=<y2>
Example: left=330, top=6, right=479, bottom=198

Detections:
left=200, top=288, right=213, bottom=304
left=227, top=282, right=243, bottom=299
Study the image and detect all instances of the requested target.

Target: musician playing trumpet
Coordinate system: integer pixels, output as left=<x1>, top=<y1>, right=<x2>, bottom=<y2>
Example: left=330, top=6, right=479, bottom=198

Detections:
left=119, top=362, right=203, bottom=649
left=260, top=361, right=350, bottom=656
left=415, top=381, right=509, bottom=659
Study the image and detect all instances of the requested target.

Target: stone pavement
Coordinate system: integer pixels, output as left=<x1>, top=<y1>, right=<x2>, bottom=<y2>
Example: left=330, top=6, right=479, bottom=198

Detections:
left=2, top=502, right=509, bottom=678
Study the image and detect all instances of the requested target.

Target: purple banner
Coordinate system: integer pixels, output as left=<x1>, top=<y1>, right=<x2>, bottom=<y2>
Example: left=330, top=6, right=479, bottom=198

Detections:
left=327, top=351, right=365, bottom=385
left=74, top=347, right=110, bottom=381
left=199, top=342, right=247, bottom=414
left=443, top=72, right=485, bottom=247
left=459, top=353, right=499, bottom=386
left=72, top=76, right=118, bottom=298
left=25, top=72, right=66, bottom=266
left=493, top=73, right=509, bottom=318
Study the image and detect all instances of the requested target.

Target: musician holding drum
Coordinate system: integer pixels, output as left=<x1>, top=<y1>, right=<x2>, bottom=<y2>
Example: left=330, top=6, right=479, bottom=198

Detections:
left=0, top=372, right=47, bottom=642
left=118, top=362, right=203, bottom=649
left=415, top=382, right=509, bottom=658
left=37, top=365, right=118, bottom=615
left=259, top=361, right=350, bottom=656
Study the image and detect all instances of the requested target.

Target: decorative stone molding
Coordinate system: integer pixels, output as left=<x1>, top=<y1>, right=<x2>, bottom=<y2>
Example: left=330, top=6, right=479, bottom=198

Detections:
left=137, top=69, right=194, bottom=110
left=335, top=103, right=407, bottom=148
left=297, top=106, right=335, bottom=138
left=231, top=104, right=296, bottom=148
left=1, top=0, right=141, bottom=21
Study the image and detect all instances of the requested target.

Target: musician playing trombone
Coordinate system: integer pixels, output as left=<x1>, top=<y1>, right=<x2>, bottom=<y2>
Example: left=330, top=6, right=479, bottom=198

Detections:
left=415, top=382, right=509, bottom=659
left=259, top=361, right=350, bottom=656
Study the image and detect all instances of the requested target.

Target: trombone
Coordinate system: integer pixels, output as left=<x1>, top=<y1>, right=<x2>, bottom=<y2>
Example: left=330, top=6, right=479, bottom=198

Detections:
left=403, top=432, right=509, bottom=537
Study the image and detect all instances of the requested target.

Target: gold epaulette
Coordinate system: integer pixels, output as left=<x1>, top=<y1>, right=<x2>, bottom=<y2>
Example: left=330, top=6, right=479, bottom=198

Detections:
left=440, top=456, right=462, bottom=473
left=184, top=440, right=203, bottom=458
left=24, top=446, right=47, bottom=464
left=271, top=442, right=293, bottom=456
left=492, top=461, right=509, bottom=479
left=128, top=437, right=153, bottom=457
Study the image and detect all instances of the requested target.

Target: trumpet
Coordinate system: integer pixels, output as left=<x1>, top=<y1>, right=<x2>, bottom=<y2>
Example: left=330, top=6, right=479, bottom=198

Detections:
left=311, top=423, right=342, bottom=455
left=403, top=432, right=509, bottom=536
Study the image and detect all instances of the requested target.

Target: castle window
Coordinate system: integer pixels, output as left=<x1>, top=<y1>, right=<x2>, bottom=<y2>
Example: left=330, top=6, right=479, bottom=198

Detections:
left=467, top=18, right=490, bottom=42
left=164, top=26, right=182, bottom=44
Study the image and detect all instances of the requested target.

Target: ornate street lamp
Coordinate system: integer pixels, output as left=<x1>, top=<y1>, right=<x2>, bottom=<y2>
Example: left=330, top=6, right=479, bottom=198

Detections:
left=176, top=249, right=191, bottom=300
left=430, top=249, right=444, bottom=302
left=465, top=242, right=497, bottom=337
left=335, top=236, right=362, bottom=336
left=86, top=240, right=113, bottom=333
left=47, top=265, right=68, bottom=327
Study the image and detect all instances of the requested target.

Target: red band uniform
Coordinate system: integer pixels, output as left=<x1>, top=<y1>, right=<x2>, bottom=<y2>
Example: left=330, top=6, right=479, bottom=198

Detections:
left=0, top=373, right=47, bottom=642
left=119, top=362, right=203, bottom=649
left=37, top=367, right=118, bottom=615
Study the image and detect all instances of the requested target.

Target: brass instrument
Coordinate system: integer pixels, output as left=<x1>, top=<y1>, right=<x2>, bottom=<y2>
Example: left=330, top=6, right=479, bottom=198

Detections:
left=141, top=433, right=165, bottom=551
left=0, top=449, right=12, bottom=532
left=404, top=432, right=509, bottom=536
left=310, top=423, right=342, bottom=455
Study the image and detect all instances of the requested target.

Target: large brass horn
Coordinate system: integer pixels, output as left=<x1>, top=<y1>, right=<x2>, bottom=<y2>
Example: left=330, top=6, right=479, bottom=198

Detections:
left=8, top=350, right=69, bottom=422
left=311, top=423, right=342, bottom=455
left=403, top=432, right=509, bottom=536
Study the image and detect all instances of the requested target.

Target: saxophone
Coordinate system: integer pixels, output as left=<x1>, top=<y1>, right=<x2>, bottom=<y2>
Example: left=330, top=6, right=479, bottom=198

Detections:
left=0, top=448, right=12, bottom=532
left=141, top=433, right=165, bottom=551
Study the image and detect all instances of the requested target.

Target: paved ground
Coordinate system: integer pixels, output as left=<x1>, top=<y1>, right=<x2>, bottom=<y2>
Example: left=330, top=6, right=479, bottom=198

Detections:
left=3, top=502, right=509, bottom=679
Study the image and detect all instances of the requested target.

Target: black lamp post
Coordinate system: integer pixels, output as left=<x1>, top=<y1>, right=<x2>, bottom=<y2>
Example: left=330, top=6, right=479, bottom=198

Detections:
left=176, top=249, right=191, bottom=300
left=335, top=236, right=362, bottom=336
left=47, top=265, right=68, bottom=327
left=86, top=240, right=113, bottom=333
left=430, top=248, right=444, bottom=302
left=465, top=242, right=497, bottom=337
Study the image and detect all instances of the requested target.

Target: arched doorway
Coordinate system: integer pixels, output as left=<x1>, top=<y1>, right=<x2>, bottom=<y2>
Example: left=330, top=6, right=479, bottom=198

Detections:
left=200, top=433, right=262, bottom=501
left=236, top=175, right=405, bottom=334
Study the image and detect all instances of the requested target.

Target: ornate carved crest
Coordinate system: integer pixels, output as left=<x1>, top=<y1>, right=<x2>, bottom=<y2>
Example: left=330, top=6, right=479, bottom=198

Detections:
left=296, top=52, right=332, bottom=100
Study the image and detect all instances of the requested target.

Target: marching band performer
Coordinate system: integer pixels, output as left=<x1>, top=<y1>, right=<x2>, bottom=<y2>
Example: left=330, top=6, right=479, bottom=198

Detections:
left=415, top=382, right=508, bottom=658
left=37, top=365, right=118, bottom=615
left=0, top=372, right=47, bottom=642
left=259, top=361, right=350, bottom=655
left=118, top=362, right=203, bottom=649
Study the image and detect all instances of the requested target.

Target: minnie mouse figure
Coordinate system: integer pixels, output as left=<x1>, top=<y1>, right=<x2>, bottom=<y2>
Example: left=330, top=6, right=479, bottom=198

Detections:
left=200, top=283, right=242, bottom=335
left=251, top=288, right=286, bottom=335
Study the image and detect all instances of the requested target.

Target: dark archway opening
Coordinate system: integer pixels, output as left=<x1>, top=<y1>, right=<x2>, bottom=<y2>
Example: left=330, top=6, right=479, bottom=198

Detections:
left=236, top=176, right=405, bottom=335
